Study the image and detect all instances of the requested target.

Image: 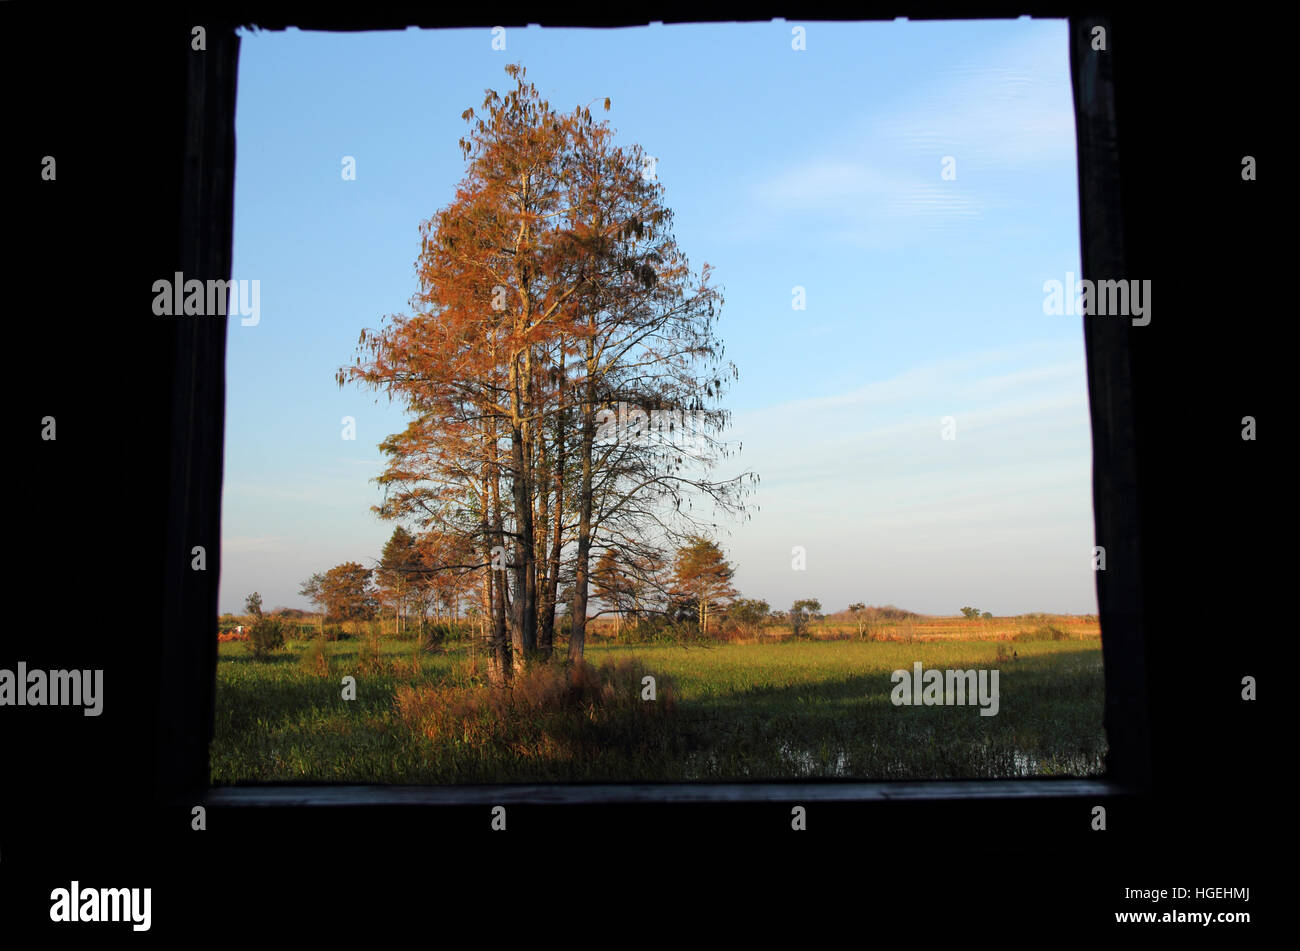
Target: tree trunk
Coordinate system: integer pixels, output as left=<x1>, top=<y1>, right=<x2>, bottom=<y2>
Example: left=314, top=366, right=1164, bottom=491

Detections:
left=538, top=339, right=566, bottom=661
left=484, top=455, right=510, bottom=686
left=508, top=352, right=538, bottom=674
left=534, top=409, right=554, bottom=660
left=568, top=357, right=598, bottom=662
left=569, top=514, right=592, bottom=661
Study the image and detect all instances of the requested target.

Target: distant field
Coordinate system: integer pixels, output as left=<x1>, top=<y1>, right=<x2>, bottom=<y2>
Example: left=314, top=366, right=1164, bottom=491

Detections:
left=799, top=614, right=1098, bottom=642
left=584, top=612, right=1101, bottom=644
left=212, top=617, right=1105, bottom=784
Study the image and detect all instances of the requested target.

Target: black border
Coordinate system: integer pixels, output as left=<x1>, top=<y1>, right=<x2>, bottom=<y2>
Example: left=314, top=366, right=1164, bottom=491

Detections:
left=166, top=12, right=1147, bottom=806
left=5, top=3, right=1271, bottom=936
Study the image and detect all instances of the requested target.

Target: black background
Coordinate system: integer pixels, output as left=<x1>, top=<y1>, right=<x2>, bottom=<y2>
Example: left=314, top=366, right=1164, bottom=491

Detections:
left=2, top=3, right=1274, bottom=938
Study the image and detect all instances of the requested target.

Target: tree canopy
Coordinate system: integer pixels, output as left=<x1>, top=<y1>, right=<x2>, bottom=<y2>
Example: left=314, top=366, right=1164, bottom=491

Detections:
left=339, top=63, right=754, bottom=682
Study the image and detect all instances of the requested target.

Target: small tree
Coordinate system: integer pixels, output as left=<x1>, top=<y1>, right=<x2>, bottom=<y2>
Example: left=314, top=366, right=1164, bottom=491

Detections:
left=982, top=611, right=993, bottom=620
left=725, top=598, right=770, bottom=638
left=377, top=526, right=421, bottom=634
left=669, top=537, right=738, bottom=636
left=320, top=562, right=379, bottom=625
left=415, top=531, right=477, bottom=629
left=244, top=592, right=263, bottom=619
left=590, top=548, right=630, bottom=637
left=790, top=599, right=822, bottom=639
left=848, top=602, right=869, bottom=639
left=299, top=573, right=326, bottom=635
left=247, top=615, right=285, bottom=659
left=959, top=606, right=982, bottom=620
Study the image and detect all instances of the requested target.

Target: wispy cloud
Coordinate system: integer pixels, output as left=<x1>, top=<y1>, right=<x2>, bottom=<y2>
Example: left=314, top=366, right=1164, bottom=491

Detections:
left=733, top=339, right=1082, bottom=422
left=734, top=29, right=1073, bottom=249
left=728, top=339, right=1091, bottom=501
left=751, top=158, right=989, bottom=225
left=869, top=29, right=1076, bottom=167
left=754, top=160, right=898, bottom=210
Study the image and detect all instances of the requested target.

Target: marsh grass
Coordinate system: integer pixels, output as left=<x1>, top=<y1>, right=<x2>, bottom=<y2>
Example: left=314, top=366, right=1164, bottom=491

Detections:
left=212, top=635, right=1105, bottom=783
left=298, top=638, right=331, bottom=677
left=391, top=658, right=680, bottom=781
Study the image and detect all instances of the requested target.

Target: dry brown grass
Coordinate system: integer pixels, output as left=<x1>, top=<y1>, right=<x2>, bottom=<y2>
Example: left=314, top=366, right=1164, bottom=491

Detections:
left=588, top=611, right=1101, bottom=645
left=394, top=657, right=677, bottom=750
left=783, top=613, right=1101, bottom=643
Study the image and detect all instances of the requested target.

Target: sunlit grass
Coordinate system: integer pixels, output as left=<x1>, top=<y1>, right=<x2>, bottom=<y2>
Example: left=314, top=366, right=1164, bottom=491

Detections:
left=212, top=632, right=1105, bottom=783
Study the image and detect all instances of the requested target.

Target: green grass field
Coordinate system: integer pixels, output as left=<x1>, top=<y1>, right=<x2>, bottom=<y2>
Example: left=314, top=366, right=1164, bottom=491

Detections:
left=212, top=632, right=1106, bottom=783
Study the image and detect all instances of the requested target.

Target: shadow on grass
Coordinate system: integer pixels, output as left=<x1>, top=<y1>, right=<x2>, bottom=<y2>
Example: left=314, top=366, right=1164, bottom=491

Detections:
left=213, top=643, right=1106, bottom=783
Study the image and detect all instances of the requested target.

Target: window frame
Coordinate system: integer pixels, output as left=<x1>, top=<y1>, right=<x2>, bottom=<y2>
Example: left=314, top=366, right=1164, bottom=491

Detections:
left=159, top=11, right=1149, bottom=810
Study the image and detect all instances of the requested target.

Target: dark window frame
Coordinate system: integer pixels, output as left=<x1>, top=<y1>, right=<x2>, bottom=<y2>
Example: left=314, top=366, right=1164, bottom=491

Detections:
left=161, top=11, right=1148, bottom=809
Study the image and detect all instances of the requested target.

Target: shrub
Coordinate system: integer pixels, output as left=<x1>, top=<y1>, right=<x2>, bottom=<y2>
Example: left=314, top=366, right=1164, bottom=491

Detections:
left=418, top=624, right=441, bottom=653
left=873, top=605, right=917, bottom=621
left=1012, top=624, right=1068, bottom=642
left=724, top=598, right=770, bottom=640
left=618, top=616, right=702, bottom=645
left=716, top=620, right=751, bottom=642
left=789, top=599, right=822, bottom=639
left=417, top=621, right=461, bottom=653
left=247, top=617, right=286, bottom=658
left=299, top=639, right=330, bottom=676
left=394, top=658, right=679, bottom=771
left=357, top=634, right=385, bottom=674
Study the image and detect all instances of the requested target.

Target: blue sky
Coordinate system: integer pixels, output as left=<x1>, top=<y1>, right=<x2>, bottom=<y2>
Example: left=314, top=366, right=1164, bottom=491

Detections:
left=221, top=17, right=1097, bottom=617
